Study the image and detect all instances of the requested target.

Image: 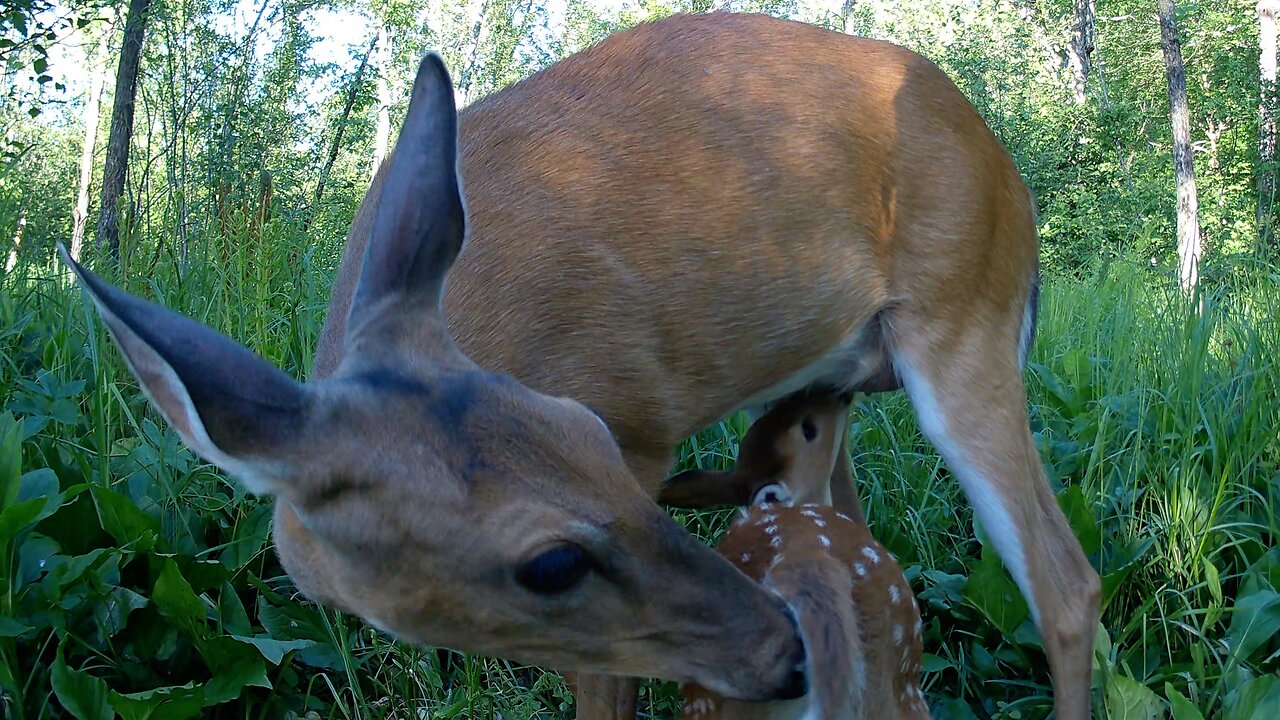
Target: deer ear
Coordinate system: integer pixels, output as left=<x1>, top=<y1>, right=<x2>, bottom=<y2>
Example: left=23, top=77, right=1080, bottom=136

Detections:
left=60, top=246, right=308, bottom=495
left=658, top=468, right=752, bottom=509
left=351, top=52, right=465, bottom=328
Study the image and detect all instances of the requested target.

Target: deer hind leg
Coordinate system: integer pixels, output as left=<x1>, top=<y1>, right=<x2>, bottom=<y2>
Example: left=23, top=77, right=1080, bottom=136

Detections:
left=890, top=311, right=1099, bottom=720
left=828, top=429, right=867, bottom=525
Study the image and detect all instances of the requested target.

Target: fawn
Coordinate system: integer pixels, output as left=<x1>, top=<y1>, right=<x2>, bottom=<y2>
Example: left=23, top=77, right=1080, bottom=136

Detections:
left=663, top=390, right=929, bottom=720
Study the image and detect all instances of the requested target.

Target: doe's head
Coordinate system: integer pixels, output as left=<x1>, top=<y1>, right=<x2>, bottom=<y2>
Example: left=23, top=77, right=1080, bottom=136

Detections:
left=60, top=53, right=807, bottom=701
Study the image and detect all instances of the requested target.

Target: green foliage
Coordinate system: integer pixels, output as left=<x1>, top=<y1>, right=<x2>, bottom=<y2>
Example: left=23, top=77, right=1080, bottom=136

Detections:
left=3, top=0, right=1280, bottom=718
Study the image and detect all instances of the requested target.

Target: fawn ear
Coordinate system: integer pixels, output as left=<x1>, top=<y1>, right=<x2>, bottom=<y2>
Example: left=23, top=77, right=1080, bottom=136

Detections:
left=658, top=468, right=753, bottom=509
left=350, top=52, right=465, bottom=330
left=60, top=245, right=308, bottom=495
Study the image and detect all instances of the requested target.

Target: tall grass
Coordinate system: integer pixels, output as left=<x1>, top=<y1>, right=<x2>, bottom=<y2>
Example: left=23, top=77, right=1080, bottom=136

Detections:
left=1, top=218, right=1277, bottom=719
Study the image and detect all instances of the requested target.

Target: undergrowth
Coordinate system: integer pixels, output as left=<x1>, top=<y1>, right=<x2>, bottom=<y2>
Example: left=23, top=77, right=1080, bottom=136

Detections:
left=1, top=222, right=1277, bottom=719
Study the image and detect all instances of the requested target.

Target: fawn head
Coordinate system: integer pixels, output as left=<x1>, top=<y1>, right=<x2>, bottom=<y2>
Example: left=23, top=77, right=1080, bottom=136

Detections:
left=59, top=54, right=807, bottom=700
left=660, top=389, right=853, bottom=510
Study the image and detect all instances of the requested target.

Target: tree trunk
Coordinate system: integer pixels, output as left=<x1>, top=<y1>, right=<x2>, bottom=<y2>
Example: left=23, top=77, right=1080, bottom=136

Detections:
left=307, top=34, right=377, bottom=231
left=96, top=0, right=152, bottom=266
left=372, top=22, right=392, bottom=178
left=1159, top=0, right=1202, bottom=291
left=5, top=209, right=26, bottom=274
left=71, top=27, right=111, bottom=262
left=1067, top=0, right=1096, bottom=103
left=1259, top=0, right=1279, bottom=251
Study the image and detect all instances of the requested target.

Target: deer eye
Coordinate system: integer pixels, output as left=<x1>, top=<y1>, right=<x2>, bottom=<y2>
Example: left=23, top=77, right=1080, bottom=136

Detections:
left=516, top=544, right=593, bottom=595
left=801, top=417, right=818, bottom=441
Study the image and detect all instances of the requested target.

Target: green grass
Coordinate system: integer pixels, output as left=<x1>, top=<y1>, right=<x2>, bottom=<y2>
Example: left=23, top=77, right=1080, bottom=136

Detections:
left=1, top=217, right=1278, bottom=719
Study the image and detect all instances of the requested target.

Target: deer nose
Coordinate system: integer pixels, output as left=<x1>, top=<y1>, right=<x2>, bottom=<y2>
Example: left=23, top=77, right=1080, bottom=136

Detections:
left=772, top=604, right=808, bottom=700
left=776, top=665, right=808, bottom=700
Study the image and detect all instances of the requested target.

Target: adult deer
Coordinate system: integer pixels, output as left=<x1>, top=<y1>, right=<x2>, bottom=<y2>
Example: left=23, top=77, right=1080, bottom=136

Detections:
left=664, top=390, right=930, bottom=720
left=62, top=11, right=1098, bottom=720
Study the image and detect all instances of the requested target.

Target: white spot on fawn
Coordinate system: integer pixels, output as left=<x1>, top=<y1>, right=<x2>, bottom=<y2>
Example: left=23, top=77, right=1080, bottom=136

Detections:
left=818, top=535, right=831, bottom=548
left=915, top=617, right=923, bottom=637
left=836, top=512, right=852, bottom=523
left=854, top=562, right=867, bottom=577
left=893, top=624, right=904, bottom=645
left=801, top=508, right=821, bottom=518
left=861, top=546, right=880, bottom=563
left=764, top=524, right=779, bottom=535
left=889, top=584, right=901, bottom=604
left=741, top=551, right=751, bottom=564
left=759, top=513, right=777, bottom=525
left=770, top=536, right=783, bottom=548
left=811, top=516, right=827, bottom=528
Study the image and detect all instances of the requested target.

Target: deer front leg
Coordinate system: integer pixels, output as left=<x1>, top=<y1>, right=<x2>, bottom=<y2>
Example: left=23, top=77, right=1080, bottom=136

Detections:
left=892, top=318, right=1100, bottom=720
left=566, top=673, right=639, bottom=720
left=567, top=449, right=676, bottom=719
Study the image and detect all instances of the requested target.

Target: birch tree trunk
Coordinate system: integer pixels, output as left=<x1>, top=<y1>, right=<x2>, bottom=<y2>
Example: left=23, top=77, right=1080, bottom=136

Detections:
left=1259, top=0, right=1279, bottom=251
left=96, top=0, right=152, bottom=265
left=71, top=27, right=110, bottom=261
left=1158, top=0, right=1202, bottom=291
left=5, top=209, right=26, bottom=275
left=1067, top=0, right=1096, bottom=103
left=372, top=22, right=392, bottom=178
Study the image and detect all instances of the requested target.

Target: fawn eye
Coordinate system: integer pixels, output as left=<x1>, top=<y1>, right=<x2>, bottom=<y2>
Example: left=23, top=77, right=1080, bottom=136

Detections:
left=516, top=544, right=593, bottom=595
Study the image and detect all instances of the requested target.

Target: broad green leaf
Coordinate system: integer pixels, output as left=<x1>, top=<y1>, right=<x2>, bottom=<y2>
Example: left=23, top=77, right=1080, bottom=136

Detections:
left=198, top=636, right=272, bottom=704
left=218, top=582, right=251, bottom=636
left=1240, top=546, right=1280, bottom=598
left=1205, top=558, right=1225, bottom=627
left=220, top=502, right=271, bottom=570
left=152, top=559, right=207, bottom=631
left=16, top=467, right=57, bottom=502
left=963, top=546, right=1029, bottom=637
left=51, top=653, right=113, bottom=720
left=1165, top=682, right=1205, bottom=720
left=92, top=484, right=160, bottom=547
left=0, top=616, right=32, bottom=637
left=930, top=697, right=981, bottom=720
left=94, top=586, right=149, bottom=639
left=1225, top=589, right=1280, bottom=667
left=231, top=634, right=314, bottom=665
left=1063, top=347, right=1092, bottom=392
left=1205, top=559, right=1223, bottom=606
left=1057, top=484, right=1102, bottom=556
left=0, top=469, right=74, bottom=547
left=111, top=683, right=205, bottom=720
left=1104, top=673, right=1163, bottom=720
left=0, top=497, right=45, bottom=545
left=918, top=570, right=967, bottom=613
left=0, top=411, right=21, bottom=508
left=1224, top=674, right=1280, bottom=720
left=920, top=653, right=951, bottom=673
left=50, top=548, right=113, bottom=590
